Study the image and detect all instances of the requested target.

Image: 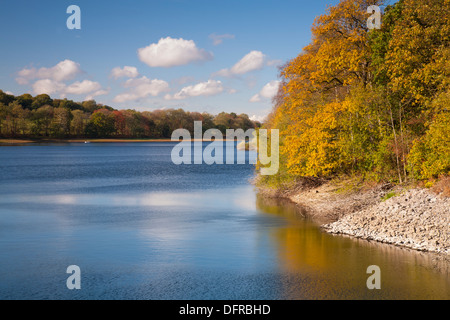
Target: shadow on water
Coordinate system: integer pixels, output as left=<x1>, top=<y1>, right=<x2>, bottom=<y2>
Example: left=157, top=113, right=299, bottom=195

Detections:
left=256, top=194, right=450, bottom=300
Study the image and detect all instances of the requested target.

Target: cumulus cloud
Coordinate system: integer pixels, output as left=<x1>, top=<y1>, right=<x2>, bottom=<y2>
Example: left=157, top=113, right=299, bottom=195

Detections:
left=32, top=79, right=106, bottom=99
left=138, top=37, right=213, bottom=68
left=250, top=80, right=280, bottom=103
left=209, top=33, right=235, bottom=45
left=32, top=79, right=66, bottom=95
left=16, top=59, right=108, bottom=100
left=16, top=60, right=82, bottom=84
left=165, top=80, right=223, bottom=100
left=110, top=66, right=139, bottom=79
left=214, top=51, right=266, bottom=77
left=29, top=78, right=106, bottom=102
left=65, top=80, right=102, bottom=95
left=114, top=76, right=169, bottom=102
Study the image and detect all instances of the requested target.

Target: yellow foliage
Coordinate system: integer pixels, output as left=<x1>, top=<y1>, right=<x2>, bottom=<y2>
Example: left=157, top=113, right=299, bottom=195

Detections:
left=264, top=0, right=449, bottom=183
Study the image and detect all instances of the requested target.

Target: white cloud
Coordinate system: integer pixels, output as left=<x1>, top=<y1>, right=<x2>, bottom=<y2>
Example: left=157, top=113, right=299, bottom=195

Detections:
left=110, top=66, right=139, bottom=79
left=209, top=33, right=235, bottom=45
left=32, top=79, right=66, bottom=95
left=250, top=80, right=280, bottom=103
left=65, top=80, right=102, bottom=95
left=4, top=91, right=14, bottom=95
left=32, top=78, right=105, bottom=99
left=114, top=76, right=169, bottom=102
left=165, top=80, right=223, bottom=100
left=138, top=37, right=213, bottom=68
left=16, top=60, right=82, bottom=84
left=215, top=51, right=266, bottom=77
left=250, top=114, right=268, bottom=123
left=16, top=59, right=108, bottom=100
left=231, top=51, right=266, bottom=75
left=260, top=80, right=281, bottom=98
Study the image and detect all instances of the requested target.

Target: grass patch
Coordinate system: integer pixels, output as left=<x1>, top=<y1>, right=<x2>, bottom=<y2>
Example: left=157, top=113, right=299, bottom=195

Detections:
left=381, top=191, right=397, bottom=202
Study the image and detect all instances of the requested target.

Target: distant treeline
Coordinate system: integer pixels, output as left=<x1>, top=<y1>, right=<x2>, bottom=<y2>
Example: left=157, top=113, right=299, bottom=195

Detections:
left=0, top=91, right=260, bottom=139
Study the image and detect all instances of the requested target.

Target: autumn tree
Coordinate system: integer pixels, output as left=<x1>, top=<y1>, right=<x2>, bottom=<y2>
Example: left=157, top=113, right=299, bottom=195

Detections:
left=262, top=0, right=449, bottom=185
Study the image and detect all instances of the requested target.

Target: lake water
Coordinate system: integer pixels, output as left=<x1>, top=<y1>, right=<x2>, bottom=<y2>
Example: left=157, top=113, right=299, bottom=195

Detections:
left=0, top=142, right=448, bottom=300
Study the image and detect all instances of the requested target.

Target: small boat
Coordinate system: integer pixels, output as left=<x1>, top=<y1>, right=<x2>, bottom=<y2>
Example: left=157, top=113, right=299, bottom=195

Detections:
left=84, top=141, right=91, bottom=144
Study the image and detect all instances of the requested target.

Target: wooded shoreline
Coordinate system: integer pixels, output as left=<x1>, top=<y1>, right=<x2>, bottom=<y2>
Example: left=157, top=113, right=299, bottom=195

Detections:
left=0, top=138, right=242, bottom=144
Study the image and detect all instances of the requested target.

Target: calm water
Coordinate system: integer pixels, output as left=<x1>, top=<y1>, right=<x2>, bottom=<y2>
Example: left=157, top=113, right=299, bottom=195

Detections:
left=0, top=142, right=448, bottom=300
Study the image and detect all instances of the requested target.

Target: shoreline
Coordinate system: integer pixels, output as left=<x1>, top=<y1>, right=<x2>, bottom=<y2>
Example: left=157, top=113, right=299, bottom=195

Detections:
left=0, top=138, right=237, bottom=144
left=255, top=177, right=449, bottom=255
left=0, top=138, right=176, bottom=144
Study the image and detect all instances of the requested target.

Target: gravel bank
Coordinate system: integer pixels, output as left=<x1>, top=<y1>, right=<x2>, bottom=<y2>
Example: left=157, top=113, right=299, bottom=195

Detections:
left=322, top=188, right=450, bottom=254
left=256, top=178, right=449, bottom=255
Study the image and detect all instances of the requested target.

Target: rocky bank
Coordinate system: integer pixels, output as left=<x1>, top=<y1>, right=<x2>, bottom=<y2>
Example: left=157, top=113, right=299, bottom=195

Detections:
left=323, top=188, right=450, bottom=254
left=256, top=178, right=450, bottom=255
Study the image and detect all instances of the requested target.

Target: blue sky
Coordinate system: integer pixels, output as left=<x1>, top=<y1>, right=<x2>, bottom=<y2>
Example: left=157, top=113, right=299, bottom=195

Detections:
left=0, top=0, right=341, bottom=120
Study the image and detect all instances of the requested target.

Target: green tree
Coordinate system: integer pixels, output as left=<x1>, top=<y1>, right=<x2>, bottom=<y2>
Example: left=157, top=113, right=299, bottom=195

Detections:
left=0, top=102, right=7, bottom=136
left=85, top=111, right=115, bottom=137
left=31, top=94, right=53, bottom=110
left=16, top=94, right=33, bottom=110
left=51, top=108, right=72, bottom=137
left=214, top=112, right=234, bottom=131
left=32, top=105, right=54, bottom=136
left=71, top=110, right=90, bottom=137
left=3, top=101, right=29, bottom=137
left=81, top=100, right=98, bottom=113
left=0, top=90, right=15, bottom=106
left=54, top=98, right=83, bottom=111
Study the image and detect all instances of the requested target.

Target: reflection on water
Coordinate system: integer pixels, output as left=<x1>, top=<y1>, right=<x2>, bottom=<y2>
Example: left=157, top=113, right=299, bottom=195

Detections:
left=256, top=196, right=450, bottom=300
left=0, top=192, right=235, bottom=208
